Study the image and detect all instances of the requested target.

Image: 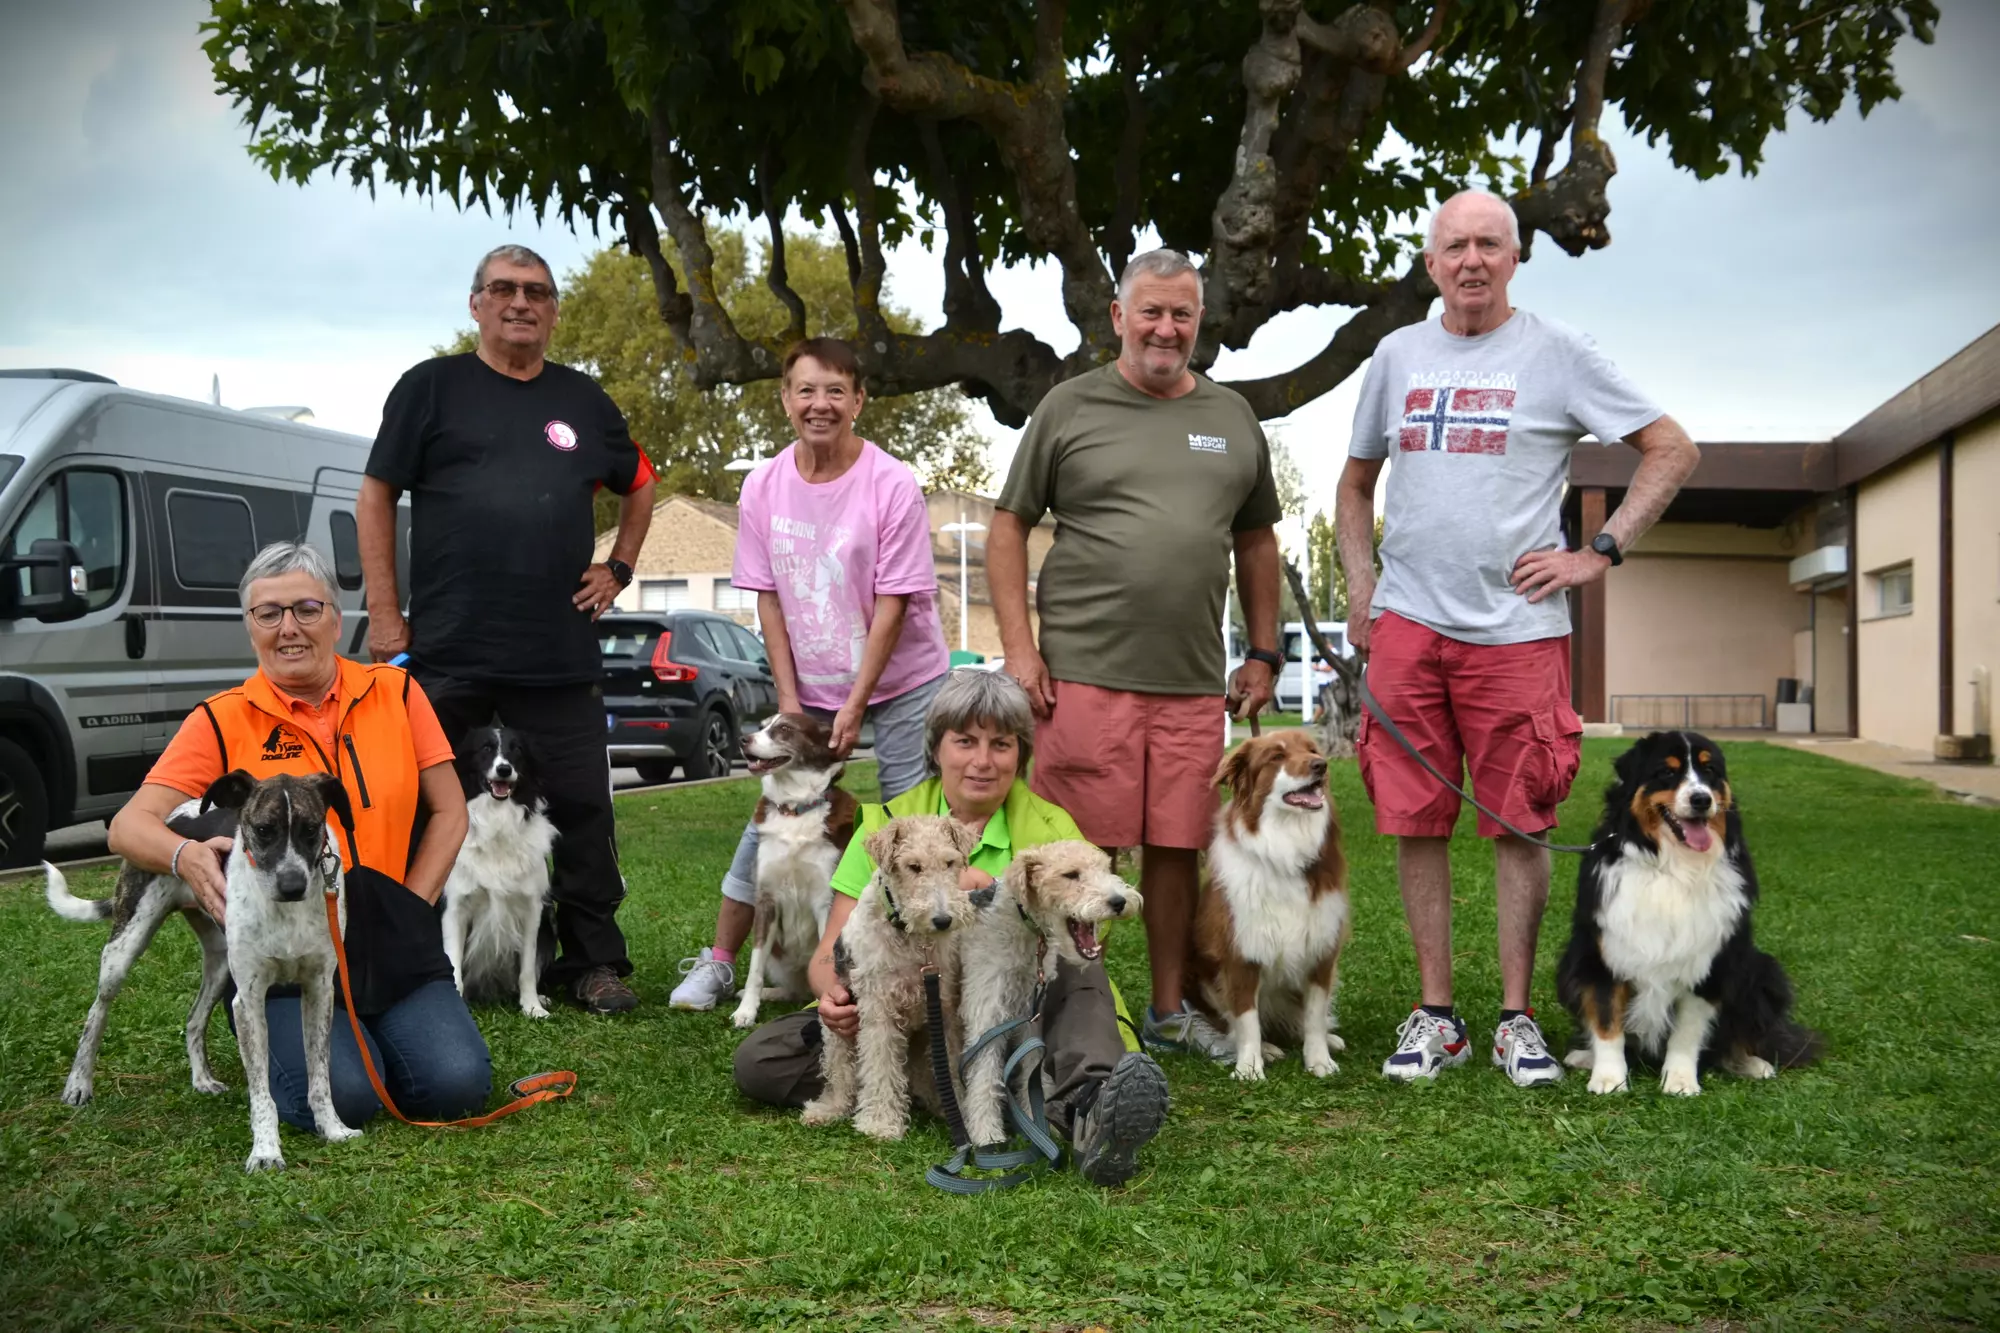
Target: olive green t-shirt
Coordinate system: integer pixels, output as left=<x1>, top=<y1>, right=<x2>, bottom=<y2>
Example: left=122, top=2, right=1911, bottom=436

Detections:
left=997, top=364, right=1282, bottom=695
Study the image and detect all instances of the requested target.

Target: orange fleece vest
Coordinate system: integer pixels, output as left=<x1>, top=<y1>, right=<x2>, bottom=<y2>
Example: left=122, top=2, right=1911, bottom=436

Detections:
left=195, top=657, right=421, bottom=876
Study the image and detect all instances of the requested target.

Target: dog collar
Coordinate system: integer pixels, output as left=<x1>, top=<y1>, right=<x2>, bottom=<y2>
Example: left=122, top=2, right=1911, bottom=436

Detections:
left=773, top=796, right=830, bottom=818
left=879, top=880, right=908, bottom=933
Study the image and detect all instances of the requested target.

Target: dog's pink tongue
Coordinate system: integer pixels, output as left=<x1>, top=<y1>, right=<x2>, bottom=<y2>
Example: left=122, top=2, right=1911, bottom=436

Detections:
left=1682, top=820, right=1714, bottom=852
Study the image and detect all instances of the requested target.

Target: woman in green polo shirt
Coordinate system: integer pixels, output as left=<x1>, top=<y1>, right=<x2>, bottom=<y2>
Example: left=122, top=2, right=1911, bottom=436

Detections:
left=733, top=669, right=1170, bottom=1187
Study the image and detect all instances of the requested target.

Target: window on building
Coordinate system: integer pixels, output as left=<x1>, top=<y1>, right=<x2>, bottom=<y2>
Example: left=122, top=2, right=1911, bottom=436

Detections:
left=714, top=580, right=757, bottom=612
left=639, top=578, right=689, bottom=611
left=1875, top=563, right=1913, bottom=616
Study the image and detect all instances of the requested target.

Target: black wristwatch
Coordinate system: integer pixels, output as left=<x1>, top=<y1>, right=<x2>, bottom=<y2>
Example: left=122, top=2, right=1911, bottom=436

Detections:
left=1245, top=647, right=1285, bottom=672
left=605, top=558, right=634, bottom=587
left=1589, top=533, right=1623, bottom=567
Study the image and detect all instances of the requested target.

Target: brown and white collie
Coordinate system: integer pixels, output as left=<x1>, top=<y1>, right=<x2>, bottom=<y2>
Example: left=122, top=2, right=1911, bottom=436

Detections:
left=1191, top=730, right=1351, bottom=1081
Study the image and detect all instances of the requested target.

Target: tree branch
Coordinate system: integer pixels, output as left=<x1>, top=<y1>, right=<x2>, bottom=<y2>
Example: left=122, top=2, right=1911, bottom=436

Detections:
left=829, top=201, right=862, bottom=292
left=836, top=0, right=1117, bottom=362
left=844, top=95, right=893, bottom=354
left=1104, top=41, right=1148, bottom=281
left=1395, top=0, right=1453, bottom=71
left=1509, top=0, right=1632, bottom=256
left=919, top=118, right=1003, bottom=334
left=1221, top=267, right=1436, bottom=419
left=622, top=198, right=691, bottom=340
left=1282, top=559, right=1357, bottom=687
left=759, top=151, right=808, bottom=343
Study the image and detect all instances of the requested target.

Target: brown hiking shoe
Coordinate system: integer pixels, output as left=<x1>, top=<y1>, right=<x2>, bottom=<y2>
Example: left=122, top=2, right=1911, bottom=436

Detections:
left=572, top=965, right=638, bottom=1015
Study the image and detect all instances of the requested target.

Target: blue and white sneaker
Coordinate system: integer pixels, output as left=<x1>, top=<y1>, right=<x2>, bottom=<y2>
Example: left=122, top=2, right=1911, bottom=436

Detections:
left=1382, top=1007, right=1471, bottom=1082
left=1493, top=1011, right=1564, bottom=1087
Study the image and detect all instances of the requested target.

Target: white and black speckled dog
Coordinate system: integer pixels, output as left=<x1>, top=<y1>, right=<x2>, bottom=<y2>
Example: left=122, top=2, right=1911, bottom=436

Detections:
left=441, top=720, right=558, bottom=1018
left=44, top=770, right=257, bottom=1108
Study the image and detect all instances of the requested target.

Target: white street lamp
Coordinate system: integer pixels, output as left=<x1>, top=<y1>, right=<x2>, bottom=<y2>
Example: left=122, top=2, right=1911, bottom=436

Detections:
left=940, top=513, right=987, bottom=654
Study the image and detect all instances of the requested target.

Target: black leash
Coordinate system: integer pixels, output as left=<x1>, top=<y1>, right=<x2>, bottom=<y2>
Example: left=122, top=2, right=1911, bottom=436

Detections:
left=923, top=962, right=1063, bottom=1196
left=1355, top=669, right=1598, bottom=855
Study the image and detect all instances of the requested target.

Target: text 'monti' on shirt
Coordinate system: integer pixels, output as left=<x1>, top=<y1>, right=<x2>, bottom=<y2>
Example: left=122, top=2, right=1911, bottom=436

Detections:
left=366, top=353, right=648, bottom=685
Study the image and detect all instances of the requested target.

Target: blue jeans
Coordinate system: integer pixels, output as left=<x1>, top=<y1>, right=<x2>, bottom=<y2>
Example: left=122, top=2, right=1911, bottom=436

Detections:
left=234, top=979, right=492, bottom=1131
left=720, top=671, right=946, bottom=904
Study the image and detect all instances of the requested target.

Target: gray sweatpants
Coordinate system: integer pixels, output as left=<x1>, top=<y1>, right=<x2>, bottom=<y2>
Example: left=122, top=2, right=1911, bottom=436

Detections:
left=719, top=672, right=946, bottom=905
left=731, top=956, right=1125, bottom=1137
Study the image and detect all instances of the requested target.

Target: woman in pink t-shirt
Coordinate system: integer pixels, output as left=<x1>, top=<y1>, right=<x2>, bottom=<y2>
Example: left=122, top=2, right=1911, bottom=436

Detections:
left=670, top=338, right=950, bottom=1013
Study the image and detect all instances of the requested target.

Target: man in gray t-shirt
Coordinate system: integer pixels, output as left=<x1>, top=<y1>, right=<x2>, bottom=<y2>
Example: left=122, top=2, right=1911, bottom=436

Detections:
left=1336, top=189, right=1698, bottom=1090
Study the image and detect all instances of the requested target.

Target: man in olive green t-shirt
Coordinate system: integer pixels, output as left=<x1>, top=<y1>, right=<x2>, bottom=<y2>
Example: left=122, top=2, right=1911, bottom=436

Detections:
left=988, top=248, right=1284, bottom=1064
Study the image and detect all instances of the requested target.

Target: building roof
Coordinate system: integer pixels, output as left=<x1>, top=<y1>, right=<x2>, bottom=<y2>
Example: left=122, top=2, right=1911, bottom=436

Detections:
left=667, top=495, right=742, bottom=529
left=1834, top=322, right=2000, bottom=487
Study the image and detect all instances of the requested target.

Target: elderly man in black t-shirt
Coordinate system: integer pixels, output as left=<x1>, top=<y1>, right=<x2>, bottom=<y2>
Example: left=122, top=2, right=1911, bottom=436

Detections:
left=357, top=243, right=657, bottom=1015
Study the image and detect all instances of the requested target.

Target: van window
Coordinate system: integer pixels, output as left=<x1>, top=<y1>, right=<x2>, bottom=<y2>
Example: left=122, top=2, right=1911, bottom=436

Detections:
left=168, top=490, right=256, bottom=590
left=2, top=468, right=127, bottom=611
left=329, top=510, right=363, bottom=590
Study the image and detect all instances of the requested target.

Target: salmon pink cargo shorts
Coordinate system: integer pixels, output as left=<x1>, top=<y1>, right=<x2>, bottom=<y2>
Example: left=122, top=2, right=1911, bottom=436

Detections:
left=1356, top=612, right=1583, bottom=839
left=1029, top=679, right=1224, bottom=850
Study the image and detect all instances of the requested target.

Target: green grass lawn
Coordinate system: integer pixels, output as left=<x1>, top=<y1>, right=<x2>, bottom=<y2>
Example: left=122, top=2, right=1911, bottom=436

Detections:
left=3, top=741, right=1997, bottom=1331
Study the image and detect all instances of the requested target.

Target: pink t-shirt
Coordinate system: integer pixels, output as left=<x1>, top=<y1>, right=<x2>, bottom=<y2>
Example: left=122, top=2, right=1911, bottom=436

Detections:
left=732, top=440, right=948, bottom=711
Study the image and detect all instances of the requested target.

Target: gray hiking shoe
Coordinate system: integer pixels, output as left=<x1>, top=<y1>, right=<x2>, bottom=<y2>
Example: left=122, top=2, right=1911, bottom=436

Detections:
left=1072, top=1052, right=1171, bottom=1187
left=1140, top=999, right=1234, bottom=1063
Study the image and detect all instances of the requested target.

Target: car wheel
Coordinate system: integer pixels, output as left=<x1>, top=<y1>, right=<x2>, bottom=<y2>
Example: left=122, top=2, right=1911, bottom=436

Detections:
left=634, top=760, right=678, bottom=785
left=0, top=737, right=51, bottom=869
left=685, top=707, right=736, bottom=781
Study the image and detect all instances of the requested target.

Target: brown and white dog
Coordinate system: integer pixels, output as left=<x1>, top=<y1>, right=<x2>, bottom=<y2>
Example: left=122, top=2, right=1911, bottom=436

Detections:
left=1192, top=730, right=1351, bottom=1082
left=730, top=713, right=858, bottom=1029
left=801, top=815, right=981, bottom=1141
left=955, top=841, right=1140, bottom=1146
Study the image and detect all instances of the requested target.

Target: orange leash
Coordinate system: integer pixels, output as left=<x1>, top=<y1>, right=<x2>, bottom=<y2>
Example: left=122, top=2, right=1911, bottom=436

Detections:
left=324, top=889, right=577, bottom=1129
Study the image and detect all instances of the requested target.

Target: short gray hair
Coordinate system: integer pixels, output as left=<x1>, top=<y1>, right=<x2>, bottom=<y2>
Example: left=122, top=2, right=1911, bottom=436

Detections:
left=1117, top=248, right=1204, bottom=307
left=1423, top=189, right=1521, bottom=254
left=239, top=541, right=340, bottom=611
left=472, top=244, right=557, bottom=295
left=924, top=669, right=1036, bottom=778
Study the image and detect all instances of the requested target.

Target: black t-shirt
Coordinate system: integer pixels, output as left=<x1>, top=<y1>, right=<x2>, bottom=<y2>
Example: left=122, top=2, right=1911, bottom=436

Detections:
left=366, top=353, right=645, bottom=686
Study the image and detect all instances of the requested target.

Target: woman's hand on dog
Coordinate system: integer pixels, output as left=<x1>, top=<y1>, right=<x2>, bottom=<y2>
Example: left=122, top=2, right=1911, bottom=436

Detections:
left=817, top=983, right=860, bottom=1040
left=182, top=836, right=235, bottom=926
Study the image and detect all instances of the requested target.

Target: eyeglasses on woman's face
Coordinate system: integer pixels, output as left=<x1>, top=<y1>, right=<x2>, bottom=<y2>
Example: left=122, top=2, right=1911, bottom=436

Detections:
left=246, top=599, right=328, bottom=629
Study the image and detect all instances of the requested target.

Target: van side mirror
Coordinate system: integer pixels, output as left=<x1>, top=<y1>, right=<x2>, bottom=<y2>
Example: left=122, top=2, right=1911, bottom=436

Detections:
left=5, top=538, right=90, bottom=623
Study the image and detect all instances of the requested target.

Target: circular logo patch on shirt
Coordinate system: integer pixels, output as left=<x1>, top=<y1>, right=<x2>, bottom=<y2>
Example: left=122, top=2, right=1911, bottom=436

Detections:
left=545, top=420, right=578, bottom=451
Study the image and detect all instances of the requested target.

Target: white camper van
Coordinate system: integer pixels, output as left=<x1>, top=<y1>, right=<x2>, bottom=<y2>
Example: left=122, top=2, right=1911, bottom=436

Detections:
left=0, top=370, right=408, bottom=866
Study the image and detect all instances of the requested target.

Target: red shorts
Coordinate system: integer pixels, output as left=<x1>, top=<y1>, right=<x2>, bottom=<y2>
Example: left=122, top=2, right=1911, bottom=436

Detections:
left=1030, top=680, right=1224, bottom=850
left=1356, top=612, right=1582, bottom=839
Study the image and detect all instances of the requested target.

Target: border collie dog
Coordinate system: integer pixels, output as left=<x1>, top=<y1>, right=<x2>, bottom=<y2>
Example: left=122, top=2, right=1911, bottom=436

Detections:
left=1192, top=730, right=1351, bottom=1083
left=730, top=713, right=857, bottom=1029
left=441, top=719, right=558, bottom=1018
left=45, top=770, right=258, bottom=1107
left=1557, top=731, right=1821, bottom=1096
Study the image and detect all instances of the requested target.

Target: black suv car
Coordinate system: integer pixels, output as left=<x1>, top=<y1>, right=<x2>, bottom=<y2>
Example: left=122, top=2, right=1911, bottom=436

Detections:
left=600, top=611, right=778, bottom=784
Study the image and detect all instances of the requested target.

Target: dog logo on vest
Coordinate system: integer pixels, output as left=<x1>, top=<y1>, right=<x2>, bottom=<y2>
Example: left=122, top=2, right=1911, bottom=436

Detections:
left=545, top=420, right=578, bottom=451
left=261, top=725, right=305, bottom=761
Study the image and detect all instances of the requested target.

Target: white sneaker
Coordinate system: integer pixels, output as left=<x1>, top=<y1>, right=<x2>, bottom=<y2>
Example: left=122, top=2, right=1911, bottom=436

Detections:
left=1382, top=1007, right=1471, bottom=1082
left=1493, top=1011, right=1564, bottom=1087
left=1140, top=1000, right=1236, bottom=1063
left=668, top=948, right=736, bottom=1011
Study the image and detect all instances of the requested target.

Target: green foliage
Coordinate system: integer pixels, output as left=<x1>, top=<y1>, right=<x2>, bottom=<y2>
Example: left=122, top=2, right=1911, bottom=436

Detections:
left=5, top=744, right=1997, bottom=1328
left=201, top=0, right=1937, bottom=417
left=441, top=230, right=993, bottom=503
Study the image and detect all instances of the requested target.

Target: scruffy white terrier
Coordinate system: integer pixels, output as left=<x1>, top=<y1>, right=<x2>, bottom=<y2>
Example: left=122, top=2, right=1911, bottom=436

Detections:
left=955, top=841, right=1142, bottom=1147
left=801, top=815, right=981, bottom=1142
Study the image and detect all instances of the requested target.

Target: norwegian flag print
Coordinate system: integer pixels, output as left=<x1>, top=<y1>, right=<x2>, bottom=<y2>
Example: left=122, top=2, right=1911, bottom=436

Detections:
left=1398, top=386, right=1515, bottom=455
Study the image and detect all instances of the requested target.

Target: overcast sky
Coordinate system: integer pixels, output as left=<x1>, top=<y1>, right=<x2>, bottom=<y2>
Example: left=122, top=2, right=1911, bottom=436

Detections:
left=4, top=0, right=1996, bottom=514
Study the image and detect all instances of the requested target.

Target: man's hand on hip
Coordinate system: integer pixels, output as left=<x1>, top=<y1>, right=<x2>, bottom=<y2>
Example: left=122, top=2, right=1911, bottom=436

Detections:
left=1227, top=658, right=1275, bottom=720
left=1005, top=645, right=1057, bottom=719
left=573, top=564, right=622, bottom=620
left=368, top=610, right=411, bottom=663
left=1509, top=547, right=1612, bottom=604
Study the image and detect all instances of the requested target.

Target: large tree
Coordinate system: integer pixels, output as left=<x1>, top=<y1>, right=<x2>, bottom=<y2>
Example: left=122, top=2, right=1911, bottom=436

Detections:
left=206, top=0, right=1934, bottom=426
left=440, top=229, right=992, bottom=501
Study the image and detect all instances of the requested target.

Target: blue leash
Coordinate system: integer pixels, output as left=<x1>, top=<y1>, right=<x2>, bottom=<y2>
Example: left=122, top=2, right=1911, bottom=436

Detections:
left=924, top=977, right=1064, bottom=1195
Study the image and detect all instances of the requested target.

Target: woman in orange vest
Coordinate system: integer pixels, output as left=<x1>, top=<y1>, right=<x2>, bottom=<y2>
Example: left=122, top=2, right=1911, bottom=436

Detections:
left=108, top=541, right=486, bottom=1129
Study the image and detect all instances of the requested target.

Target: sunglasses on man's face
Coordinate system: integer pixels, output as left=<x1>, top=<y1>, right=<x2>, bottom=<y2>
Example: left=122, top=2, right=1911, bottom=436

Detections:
left=247, top=599, right=328, bottom=629
left=477, top=279, right=557, bottom=304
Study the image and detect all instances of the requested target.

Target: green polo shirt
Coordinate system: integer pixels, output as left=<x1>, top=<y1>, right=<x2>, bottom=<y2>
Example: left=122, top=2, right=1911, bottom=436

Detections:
left=833, top=785, right=1068, bottom=898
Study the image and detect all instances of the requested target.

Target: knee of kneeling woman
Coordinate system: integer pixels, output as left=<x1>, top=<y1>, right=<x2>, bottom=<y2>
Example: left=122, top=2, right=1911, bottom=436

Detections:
left=424, top=1037, right=494, bottom=1119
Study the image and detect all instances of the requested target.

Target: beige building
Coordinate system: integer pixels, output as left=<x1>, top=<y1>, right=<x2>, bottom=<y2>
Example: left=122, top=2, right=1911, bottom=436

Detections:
left=597, top=487, right=1051, bottom=657
left=1568, top=323, right=1998, bottom=760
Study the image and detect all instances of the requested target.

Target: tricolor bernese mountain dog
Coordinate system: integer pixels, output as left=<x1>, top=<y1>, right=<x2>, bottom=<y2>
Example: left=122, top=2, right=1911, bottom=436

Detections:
left=1557, top=731, right=1820, bottom=1096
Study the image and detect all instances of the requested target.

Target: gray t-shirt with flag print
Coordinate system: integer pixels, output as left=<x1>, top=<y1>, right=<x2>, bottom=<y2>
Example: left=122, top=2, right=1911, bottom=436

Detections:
left=1348, top=310, right=1663, bottom=646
